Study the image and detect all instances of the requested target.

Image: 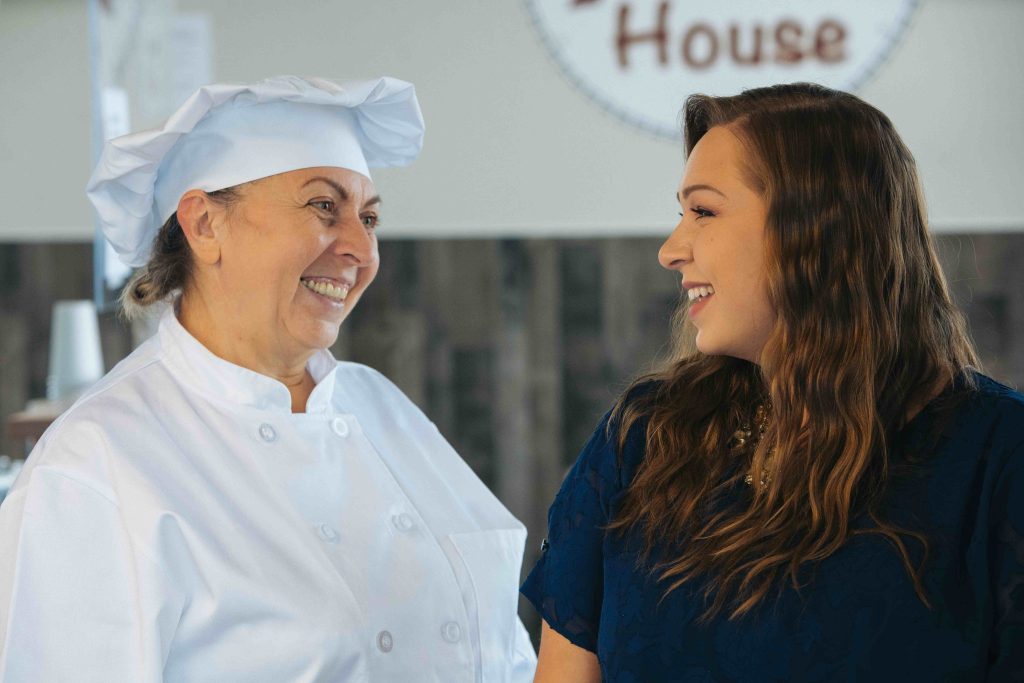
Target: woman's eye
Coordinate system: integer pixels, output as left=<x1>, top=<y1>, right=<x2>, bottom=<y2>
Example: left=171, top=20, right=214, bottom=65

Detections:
left=361, top=214, right=379, bottom=229
left=691, top=207, right=715, bottom=218
left=310, top=200, right=335, bottom=213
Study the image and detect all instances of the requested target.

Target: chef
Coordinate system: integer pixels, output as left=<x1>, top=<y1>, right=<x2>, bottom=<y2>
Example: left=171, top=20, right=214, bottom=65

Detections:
left=0, top=75, right=537, bottom=682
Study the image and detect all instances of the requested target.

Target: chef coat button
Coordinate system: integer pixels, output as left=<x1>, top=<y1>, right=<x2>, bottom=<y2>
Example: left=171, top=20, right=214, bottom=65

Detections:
left=441, top=621, right=462, bottom=643
left=318, top=523, right=340, bottom=544
left=377, top=630, right=394, bottom=653
left=392, top=513, right=416, bottom=532
left=331, top=417, right=349, bottom=437
left=258, top=423, right=277, bottom=442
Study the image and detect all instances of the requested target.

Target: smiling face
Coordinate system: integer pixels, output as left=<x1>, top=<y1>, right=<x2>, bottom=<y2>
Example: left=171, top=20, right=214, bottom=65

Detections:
left=658, top=125, right=775, bottom=363
left=212, top=166, right=381, bottom=358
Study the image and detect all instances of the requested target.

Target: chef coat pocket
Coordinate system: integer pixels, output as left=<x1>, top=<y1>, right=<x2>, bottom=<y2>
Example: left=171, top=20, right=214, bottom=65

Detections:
left=449, top=527, right=527, bottom=683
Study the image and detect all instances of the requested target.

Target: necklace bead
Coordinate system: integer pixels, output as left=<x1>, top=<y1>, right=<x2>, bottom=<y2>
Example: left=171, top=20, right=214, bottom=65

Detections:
left=737, top=402, right=772, bottom=487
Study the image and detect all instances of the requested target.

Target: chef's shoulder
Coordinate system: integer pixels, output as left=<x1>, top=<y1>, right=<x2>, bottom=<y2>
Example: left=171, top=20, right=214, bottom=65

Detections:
left=332, top=360, right=434, bottom=429
left=330, top=360, right=524, bottom=530
left=12, top=341, right=165, bottom=501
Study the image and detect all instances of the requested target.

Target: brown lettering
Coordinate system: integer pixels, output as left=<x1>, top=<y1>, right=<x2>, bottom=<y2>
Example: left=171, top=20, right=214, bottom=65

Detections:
left=774, top=20, right=803, bottom=64
left=616, top=2, right=670, bottom=69
left=815, top=20, right=846, bottom=63
left=682, top=22, right=718, bottom=69
left=729, top=23, right=763, bottom=66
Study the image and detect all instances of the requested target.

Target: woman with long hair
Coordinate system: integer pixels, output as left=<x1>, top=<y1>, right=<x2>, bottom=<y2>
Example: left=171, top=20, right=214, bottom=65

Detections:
left=522, top=83, right=1023, bottom=681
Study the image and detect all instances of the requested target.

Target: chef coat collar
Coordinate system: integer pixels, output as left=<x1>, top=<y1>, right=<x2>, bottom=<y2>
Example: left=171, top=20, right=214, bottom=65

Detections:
left=158, top=306, right=339, bottom=415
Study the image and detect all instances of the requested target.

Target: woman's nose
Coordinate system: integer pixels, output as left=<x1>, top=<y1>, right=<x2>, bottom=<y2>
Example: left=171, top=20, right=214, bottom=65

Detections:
left=658, top=218, right=691, bottom=271
left=332, top=217, right=376, bottom=265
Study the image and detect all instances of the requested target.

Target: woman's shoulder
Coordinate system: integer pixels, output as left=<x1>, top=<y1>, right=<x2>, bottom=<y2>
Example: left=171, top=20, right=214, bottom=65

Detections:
left=331, top=360, right=523, bottom=530
left=333, top=360, right=399, bottom=389
left=971, top=373, right=1024, bottom=470
left=14, top=339, right=169, bottom=489
left=953, top=371, right=1024, bottom=447
left=572, top=380, right=662, bottom=492
left=8, top=400, right=130, bottom=513
left=610, top=378, right=662, bottom=448
left=966, top=371, right=1024, bottom=411
left=331, top=361, right=427, bottom=421
left=923, top=371, right=1024, bottom=489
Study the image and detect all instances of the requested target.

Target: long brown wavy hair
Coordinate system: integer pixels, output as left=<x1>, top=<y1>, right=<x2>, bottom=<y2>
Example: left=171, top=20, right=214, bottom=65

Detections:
left=609, top=83, right=979, bottom=620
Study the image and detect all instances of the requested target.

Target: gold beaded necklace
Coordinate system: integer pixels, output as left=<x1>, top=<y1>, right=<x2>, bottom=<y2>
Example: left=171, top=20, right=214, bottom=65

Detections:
left=733, top=402, right=773, bottom=487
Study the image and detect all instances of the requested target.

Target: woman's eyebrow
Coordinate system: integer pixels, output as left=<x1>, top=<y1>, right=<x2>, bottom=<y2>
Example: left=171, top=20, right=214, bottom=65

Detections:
left=302, top=176, right=349, bottom=200
left=301, top=176, right=382, bottom=207
left=679, top=184, right=727, bottom=201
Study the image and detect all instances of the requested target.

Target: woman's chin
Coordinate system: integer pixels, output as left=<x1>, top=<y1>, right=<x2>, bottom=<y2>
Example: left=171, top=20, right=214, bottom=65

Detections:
left=694, top=334, right=735, bottom=360
left=310, top=320, right=344, bottom=350
left=290, top=287, right=362, bottom=351
left=694, top=331, right=714, bottom=355
left=284, top=316, right=343, bottom=352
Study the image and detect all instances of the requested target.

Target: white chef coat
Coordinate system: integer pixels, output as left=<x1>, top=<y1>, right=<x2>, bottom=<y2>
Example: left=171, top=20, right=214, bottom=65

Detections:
left=0, top=309, right=537, bottom=682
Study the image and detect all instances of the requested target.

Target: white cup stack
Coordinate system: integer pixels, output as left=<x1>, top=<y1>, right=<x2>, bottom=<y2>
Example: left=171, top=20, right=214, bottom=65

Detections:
left=46, top=300, right=105, bottom=402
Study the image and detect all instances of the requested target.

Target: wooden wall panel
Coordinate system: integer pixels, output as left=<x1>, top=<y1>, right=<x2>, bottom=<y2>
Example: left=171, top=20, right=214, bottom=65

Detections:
left=3, top=233, right=1024, bottom=640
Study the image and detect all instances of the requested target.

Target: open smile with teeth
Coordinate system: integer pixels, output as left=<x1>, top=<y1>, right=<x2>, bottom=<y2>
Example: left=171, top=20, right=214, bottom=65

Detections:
left=687, top=285, right=715, bottom=302
left=301, top=278, right=351, bottom=303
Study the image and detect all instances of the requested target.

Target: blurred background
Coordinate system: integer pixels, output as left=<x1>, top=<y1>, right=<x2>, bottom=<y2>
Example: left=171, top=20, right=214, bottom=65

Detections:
left=2, top=0, right=1023, bottom=641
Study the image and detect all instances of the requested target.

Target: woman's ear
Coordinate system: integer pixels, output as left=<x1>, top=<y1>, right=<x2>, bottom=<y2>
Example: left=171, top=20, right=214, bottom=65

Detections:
left=177, top=190, right=224, bottom=266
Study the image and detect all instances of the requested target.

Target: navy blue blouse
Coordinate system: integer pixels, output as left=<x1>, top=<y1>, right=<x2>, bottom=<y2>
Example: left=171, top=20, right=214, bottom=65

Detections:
left=521, top=373, right=1024, bottom=682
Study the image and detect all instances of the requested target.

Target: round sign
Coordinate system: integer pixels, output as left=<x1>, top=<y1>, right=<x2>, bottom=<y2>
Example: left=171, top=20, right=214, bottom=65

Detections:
left=526, top=0, right=919, bottom=137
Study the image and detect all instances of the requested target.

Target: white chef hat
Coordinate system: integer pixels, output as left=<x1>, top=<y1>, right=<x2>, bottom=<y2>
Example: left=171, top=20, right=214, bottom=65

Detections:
left=86, top=75, right=425, bottom=267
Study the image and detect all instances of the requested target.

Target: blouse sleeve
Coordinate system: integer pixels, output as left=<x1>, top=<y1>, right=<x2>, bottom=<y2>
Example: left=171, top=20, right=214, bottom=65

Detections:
left=520, top=406, right=641, bottom=653
left=0, top=466, right=184, bottom=682
left=988, top=442, right=1024, bottom=680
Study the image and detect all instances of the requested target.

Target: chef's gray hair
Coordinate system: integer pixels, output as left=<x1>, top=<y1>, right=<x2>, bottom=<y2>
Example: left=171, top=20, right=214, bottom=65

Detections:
left=120, top=187, right=241, bottom=320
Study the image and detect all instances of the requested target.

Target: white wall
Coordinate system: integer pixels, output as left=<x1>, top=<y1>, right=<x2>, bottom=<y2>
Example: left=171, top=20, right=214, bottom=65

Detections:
left=0, top=0, right=92, bottom=241
left=1, top=0, right=1022, bottom=242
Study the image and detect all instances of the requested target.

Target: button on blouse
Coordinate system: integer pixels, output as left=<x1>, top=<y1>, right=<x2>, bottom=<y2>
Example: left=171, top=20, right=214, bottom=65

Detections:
left=258, top=423, right=277, bottom=443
